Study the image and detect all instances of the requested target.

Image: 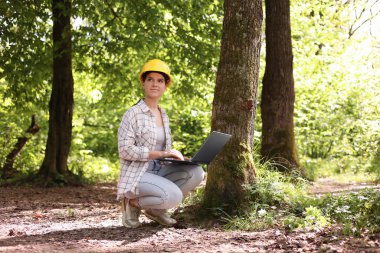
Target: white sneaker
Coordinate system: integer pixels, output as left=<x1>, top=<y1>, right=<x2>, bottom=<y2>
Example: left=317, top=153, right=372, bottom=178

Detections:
left=121, top=198, right=141, bottom=228
left=144, top=209, right=177, bottom=226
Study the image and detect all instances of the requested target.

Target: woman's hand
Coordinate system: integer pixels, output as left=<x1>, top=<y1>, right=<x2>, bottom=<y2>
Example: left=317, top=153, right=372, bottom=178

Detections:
left=149, top=149, right=185, bottom=160
left=163, top=149, right=184, bottom=161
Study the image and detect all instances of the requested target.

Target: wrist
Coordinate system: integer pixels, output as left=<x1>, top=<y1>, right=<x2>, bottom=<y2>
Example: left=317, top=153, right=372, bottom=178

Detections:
left=161, top=151, right=168, bottom=158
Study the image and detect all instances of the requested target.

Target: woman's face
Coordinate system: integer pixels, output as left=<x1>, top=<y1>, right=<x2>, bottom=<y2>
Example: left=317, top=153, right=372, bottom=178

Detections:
left=142, top=72, right=167, bottom=100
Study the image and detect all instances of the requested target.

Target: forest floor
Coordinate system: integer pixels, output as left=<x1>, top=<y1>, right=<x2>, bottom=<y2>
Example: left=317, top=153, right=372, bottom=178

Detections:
left=0, top=179, right=379, bottom=253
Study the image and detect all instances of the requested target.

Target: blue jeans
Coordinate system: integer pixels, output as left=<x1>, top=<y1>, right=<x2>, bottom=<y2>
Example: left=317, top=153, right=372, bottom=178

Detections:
left=136, top=160, right=204, bottom=210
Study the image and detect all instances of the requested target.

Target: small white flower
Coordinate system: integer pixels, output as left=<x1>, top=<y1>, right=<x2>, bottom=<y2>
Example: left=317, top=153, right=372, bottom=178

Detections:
left=258, top=209, right=267, bottom=217
left=335, top=205, right=351, bottom=214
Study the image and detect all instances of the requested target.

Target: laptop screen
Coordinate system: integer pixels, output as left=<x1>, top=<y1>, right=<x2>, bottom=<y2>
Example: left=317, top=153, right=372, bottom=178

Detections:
left=191, top=131, right=232, bottom=164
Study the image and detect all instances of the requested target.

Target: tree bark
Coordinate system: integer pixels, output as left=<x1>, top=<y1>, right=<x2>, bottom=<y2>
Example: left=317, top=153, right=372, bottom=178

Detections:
left=38, top=0, right=77, bottom=185
left=203, top=0, right=263, bottom=214
left=261, top=0, right=304, bottom=174
left=1, top=115, right=40, bottom=179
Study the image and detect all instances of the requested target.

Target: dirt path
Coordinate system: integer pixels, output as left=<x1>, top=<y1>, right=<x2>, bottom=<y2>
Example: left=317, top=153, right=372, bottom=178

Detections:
left=1, top=182, right=379, bottom=252
left=309, top=178, right=380, bottom=196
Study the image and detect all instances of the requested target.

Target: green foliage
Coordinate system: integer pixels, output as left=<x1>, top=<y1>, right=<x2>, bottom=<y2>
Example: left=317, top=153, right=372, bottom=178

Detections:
left=290, top=0, right=380, bottom=178
left=222, top=161, right=380, bottom=235
left=311, top=189, right=380, bottom=235
left=222, top=162, right=310, bottom=231
left=0, top=0, right=52, bottom=109
left=69, top=152, right=119, bottom=183
left=283, top=206, right=330, bottom=231
left=245, top=161, right=309, bottom=207
left=181, top=185, right=205, bottom=208
left=223, top=203, right=277, bottom=231
left=371, top=146, right=380, bottom=181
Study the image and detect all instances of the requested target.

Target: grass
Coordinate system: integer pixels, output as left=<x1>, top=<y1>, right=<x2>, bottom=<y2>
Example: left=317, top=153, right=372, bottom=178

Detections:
left=310, top=189, right=380, bottom=235
left=181, top=159, right=380, bottom=235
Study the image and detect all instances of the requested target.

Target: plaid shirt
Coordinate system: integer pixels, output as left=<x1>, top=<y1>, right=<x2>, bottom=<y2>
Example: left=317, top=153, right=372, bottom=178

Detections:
left=117, top=99, right=172, bottom=200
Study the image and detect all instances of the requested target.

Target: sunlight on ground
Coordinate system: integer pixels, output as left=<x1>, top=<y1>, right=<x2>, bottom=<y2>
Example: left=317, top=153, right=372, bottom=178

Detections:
left=318, top=172, right=377, bottom=184
left=309, top=172, right=380, bottom=196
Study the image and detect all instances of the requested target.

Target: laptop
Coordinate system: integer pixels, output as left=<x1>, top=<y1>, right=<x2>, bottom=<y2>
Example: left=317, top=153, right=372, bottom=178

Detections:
left=157, top=131, right=232, bottom=165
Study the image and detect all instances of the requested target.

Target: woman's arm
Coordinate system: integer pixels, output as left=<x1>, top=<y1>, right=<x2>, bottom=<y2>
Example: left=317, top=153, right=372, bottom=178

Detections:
left=118, top=112, right=151, bottom=161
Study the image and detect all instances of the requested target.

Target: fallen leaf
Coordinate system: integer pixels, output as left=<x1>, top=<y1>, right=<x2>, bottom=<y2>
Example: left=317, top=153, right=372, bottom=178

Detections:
left=33, top=213, right=45, bottom=219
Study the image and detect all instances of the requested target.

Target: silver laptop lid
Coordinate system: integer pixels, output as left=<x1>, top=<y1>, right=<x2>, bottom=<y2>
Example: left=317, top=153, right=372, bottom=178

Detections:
left=191, top=131, right=232, bottom=164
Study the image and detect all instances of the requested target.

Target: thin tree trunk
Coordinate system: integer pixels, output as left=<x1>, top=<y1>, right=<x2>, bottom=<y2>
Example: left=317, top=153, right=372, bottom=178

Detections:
left=203, top=0, right=263, bottom=214
left=38, top=0, right=77, bottom=185
left=261, top=0, right=304, bottom=174
left=1, top=115, right=40, bottom=179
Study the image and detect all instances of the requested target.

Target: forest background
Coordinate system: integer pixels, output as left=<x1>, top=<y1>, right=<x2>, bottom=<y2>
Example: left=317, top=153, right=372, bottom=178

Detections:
left=1, top=0, right=379, bottom=183
left=0, top=0, right=380, bottom=245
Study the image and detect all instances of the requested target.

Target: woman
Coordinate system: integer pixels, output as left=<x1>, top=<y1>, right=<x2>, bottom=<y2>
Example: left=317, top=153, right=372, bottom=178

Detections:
left=117, top=59, right=204, bottom=228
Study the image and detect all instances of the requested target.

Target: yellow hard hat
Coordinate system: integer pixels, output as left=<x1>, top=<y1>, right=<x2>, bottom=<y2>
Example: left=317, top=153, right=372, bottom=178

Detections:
left=139, top=59, right=172, bottom=86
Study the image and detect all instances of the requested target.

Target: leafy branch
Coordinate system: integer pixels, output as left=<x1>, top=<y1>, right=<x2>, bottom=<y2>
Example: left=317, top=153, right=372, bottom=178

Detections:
left=348, top=0, right=380, bottom=38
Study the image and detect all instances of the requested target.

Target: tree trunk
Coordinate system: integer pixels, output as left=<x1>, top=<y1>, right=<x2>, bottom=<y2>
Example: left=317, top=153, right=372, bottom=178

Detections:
left=38, top=0, right=77, bottom=185
left=203, top=0, right=263, bottom=214
left=1, top=115, right=40, bottom=179
left=261, top=0, right=304, bottom=174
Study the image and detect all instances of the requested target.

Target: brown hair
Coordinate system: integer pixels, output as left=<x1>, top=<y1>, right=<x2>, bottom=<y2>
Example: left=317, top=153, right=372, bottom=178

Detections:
left=141, top=71, right=170, bottom=85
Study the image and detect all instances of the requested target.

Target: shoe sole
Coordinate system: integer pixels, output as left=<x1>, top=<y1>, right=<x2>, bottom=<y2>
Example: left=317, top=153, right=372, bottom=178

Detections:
left=144, top=211, right=176, bottom=226
left=122, top=219, right=141, bottom=228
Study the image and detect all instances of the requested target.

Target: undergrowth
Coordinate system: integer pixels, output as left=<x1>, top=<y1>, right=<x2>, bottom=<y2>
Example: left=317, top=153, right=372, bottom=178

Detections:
left=185, top=160, right=380, bottom=236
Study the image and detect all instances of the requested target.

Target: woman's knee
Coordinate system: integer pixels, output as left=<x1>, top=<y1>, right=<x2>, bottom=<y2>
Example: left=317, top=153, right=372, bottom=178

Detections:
left=179, top=165, right=204, bottom=197
left=165, top=187, right=183, bottom=208
left=139, top=180, right=183, bottom=209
